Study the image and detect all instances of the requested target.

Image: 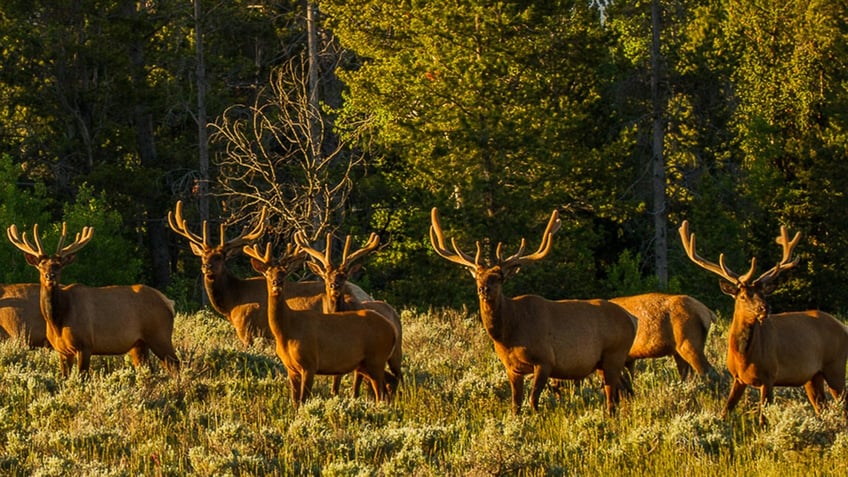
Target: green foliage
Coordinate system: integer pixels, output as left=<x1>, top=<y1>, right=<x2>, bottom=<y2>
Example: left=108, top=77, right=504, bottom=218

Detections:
left=0, top=154, right=51, bottom=283
left=55, top=184, right=143, bottom=286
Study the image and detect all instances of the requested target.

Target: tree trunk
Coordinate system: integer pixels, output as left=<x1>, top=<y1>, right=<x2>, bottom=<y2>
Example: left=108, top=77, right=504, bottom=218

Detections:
left=651, top=0, right=667, bottom=289
left=123, top=0, right=170, bottom=290
left=306, top=2, right=323, bottom=231
left=195, top=0, right=210, bottom=305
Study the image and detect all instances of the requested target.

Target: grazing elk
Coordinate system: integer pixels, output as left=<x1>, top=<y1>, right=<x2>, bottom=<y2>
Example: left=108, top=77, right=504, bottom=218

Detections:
left=0, top=283, right=47, bottom=348
left=679, top=220, right=848, bottom=425
left=430, top=208, right=637, bottom=414
left=167, top=200, right=371, bottom=347
left=295, top=231, right=403, bottom=397
left=243, top=242, right=399, bottom=407
left=611, top=293, right=715, bottom=381
left=7, top=223, right=179, bottom=376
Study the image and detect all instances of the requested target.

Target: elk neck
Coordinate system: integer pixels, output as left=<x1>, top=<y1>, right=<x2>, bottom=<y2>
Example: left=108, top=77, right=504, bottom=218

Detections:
left=478, top=293, right=510, bottom=342
left=39, top=281, right=70, bottom=330
left=205, top=268, right=241, bottom=316
left=265, top=271, right=296, bottom=338
left=727, top=311, right=768, bottom=361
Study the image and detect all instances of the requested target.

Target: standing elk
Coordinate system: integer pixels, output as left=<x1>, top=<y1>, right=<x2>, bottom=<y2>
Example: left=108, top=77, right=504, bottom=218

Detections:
left=243, top=242, right=399, bottom=407
left=679, top=220, right=848, bottom=425
left=429, top=208, right=636, bottom=414
left=611, top=293, right=716, bottom=381
left=7, top=223, right=179, bottom=376
left=167, top=200, right=371, bottom=347
left=0, top=283, right=47, bottom=348
left=295, top=231, right=403, bottom=397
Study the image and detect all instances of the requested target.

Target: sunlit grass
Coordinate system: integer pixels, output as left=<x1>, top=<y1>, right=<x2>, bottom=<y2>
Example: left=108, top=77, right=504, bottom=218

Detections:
left=1, top=308, right=847, bottom=475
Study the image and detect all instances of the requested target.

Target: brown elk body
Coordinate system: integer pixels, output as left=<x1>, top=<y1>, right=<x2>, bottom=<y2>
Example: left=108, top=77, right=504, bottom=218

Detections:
left=295, top=231, right=404, bottom=397
left=611, top=293, right=715, bottom=380
left=0, top=283, right=47, bottom=348
left=679, top=220, right=848, bottom=425
left=167, top=201, right=370, bottom=346
left=244, top=242, right=398, bottom=407
left=7, top=224, right=179, bottom=376
left=430, top=208, right=636, bottom=414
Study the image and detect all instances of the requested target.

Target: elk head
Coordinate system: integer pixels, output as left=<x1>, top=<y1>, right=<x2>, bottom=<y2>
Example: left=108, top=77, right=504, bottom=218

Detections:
left=242, top=242, right=306, bottom=298
left=7, top=223, right=94, bottom=289
left=168, top=200, right=266, bottom=281
left=294, top=231, right=380, bottom=311
left=429, top=208, right=561, bottom=303
left=678, top=220, right=801, bottom=324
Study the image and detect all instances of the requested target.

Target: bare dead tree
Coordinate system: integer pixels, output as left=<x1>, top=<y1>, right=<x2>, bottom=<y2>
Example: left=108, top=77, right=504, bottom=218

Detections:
left=210, top=54, right=365, bottom=246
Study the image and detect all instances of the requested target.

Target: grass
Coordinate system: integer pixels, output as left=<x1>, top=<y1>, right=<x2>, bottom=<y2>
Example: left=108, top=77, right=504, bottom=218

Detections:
left=1, top=307, right=848, bottom=476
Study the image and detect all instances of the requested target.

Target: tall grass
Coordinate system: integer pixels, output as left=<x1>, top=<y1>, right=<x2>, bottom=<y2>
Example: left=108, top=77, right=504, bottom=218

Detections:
left=1, top=307, right=847, bottom=476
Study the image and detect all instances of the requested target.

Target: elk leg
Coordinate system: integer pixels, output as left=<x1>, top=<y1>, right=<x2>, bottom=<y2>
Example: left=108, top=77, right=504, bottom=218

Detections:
left=507, top=371, right=525, bottom=414
left=530, top=364, right=551, bottom=411
left=387, top=357, right=403, bottom=397
left=672, top=354, right=692, bottom=381
left=288, top=373, right=303, bottom=406
left=75, top=350, right=92, bottom=374
left=757, top=385, right=774, bottom=426
left=149, top=342, right=181, bottom=376
left=352, top=371, right=364, bottom=399
left=300, top=371, right=315, bottom=404
left=804, top=375, right=826, bottom=415
left=129, top=343, right=150, bottom=369
left=59, top=353, right=74, bottom=377
left=675, top=340, right=712, bottom=379
left=597, top=369, right=621, bottom=415
left=331, top=375, right=342, bottom=396
left=721, top=379, right=747, bottom=418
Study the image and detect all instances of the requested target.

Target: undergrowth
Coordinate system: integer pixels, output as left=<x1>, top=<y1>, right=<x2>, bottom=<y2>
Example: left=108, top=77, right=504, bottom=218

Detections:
left=1, top=308, right=847, bottom=476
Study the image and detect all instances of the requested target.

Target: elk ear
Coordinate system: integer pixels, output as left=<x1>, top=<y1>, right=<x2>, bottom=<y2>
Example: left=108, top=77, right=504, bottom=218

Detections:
left=347, top=262, right=363, bottom=277
left=719, top=279, right=738, bottom=297
left=250, top=258, right=267, bottom=274
left=60, top=254, right=77, bottom=267
left=503, top=265, right=521, bottom=279
left=23, top=253, right=40, bottom=266
left=759, top=280, right=778, bottom=296
left=305, top=261, right=323, bottom=277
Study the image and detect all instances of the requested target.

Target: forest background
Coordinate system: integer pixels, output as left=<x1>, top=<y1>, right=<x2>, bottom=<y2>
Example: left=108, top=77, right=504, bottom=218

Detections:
left=1, top=0, right=846, bottom=317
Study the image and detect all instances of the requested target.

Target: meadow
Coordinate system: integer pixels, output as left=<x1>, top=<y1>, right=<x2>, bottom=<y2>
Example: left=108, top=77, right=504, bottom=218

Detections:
left=1, top=306, right=847, bottom=476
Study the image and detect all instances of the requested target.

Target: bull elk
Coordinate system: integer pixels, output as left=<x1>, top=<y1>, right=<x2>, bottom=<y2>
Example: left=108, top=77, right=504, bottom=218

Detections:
left=610, top=293, right=715, bottom=381
left=430, top=208, right=637, bottom=414
left=243, top=242, right=399, bottom=407
left=294, top=231, right=404, bottom=397
left=0, top=283, right=46, bottom=348
left=7, top=223, right=179, bottom=376
left=167, top=200, right=371, bottom=347
left=679, top=220, right=848, bottom=425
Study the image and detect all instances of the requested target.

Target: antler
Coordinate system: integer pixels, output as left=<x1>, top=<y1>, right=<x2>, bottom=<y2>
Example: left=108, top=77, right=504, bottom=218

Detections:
left=498, top=210, right=561, bottom=270
left=429, top=208, right=561, bottom=271
left=7, top=224, right=45, bottom=257
left=340, top=233, right=380, bottom=270
left=7, top=223, right=93, bottom=258
left=295, top=231, right=381, bottom=272
left=168, top=200, right=267, bottom=251
left=752, top=226, right=801, bottom=286
left=167, top=200, right=205, bottom=247
left=429, top=208, right=482, bottom=269
left=243, top=242, right=305, bottom=271
left=678, top=220, right=756, bottom=284
left=294, top=231, right=332, bottom=269
left=242, top=242, right=275, bottom=266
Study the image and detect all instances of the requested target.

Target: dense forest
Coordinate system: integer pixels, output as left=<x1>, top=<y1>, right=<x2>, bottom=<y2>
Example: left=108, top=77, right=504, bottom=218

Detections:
left=1, top=0, right=846, bottom=316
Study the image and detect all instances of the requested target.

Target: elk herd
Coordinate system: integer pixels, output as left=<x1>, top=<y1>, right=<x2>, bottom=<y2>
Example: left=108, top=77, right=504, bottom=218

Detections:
left=1, top=201, right=847, bottom=426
